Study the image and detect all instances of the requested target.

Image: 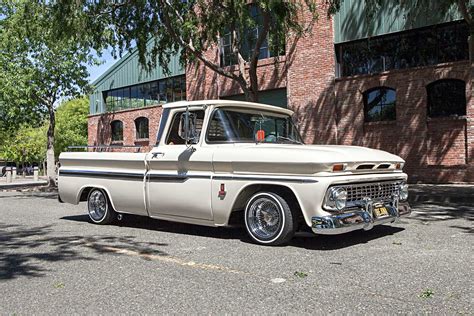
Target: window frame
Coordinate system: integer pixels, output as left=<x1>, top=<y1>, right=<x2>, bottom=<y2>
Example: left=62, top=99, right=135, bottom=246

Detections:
left=363, top=86, right=397, bottom=123
left=335, top=21, right=469, bottom=78
left=135, top=117, right=149, bottom=140
left=110, top=120, right=124, bottom=142
left=164, top=108, right=206, bottom=146
left=426, top=79, right=467, bottom=118
left=102, top=75, right=186, bottom=112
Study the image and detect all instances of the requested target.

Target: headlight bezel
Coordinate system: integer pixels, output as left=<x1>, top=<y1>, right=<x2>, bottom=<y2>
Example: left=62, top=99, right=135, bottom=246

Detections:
left=323, top=187, right=348, bottom=211
left=399, top=182, right=409, bottom=201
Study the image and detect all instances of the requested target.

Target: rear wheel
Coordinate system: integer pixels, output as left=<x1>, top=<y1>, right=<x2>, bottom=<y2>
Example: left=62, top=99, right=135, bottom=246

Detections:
left=244, top=192, right=297, bottom=246
left=87, top=188, right=116, bottom=224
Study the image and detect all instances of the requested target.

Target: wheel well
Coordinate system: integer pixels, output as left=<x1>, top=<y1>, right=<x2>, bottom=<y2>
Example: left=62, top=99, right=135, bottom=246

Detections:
left=79, top=187, right=95, bottom=202
left=228, top=184, right=303, bottom=226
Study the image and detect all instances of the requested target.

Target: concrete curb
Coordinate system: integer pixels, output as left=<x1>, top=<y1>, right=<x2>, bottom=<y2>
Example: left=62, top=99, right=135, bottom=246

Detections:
left=0, top=180, right=49, bottom=190
left=408, top=185, right=474, bottom=205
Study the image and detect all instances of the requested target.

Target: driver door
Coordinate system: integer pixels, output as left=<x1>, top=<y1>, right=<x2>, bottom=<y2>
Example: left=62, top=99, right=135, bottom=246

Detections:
left=146, top=108, right=214, bottom=221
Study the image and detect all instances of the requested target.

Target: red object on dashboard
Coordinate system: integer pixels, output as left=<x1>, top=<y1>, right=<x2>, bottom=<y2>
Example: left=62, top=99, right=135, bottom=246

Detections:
left=256, top=130, right=265, bottom=141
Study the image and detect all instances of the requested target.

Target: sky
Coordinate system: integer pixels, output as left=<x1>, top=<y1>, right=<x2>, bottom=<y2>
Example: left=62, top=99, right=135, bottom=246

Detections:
left=86, top=49, right=118, bottom=83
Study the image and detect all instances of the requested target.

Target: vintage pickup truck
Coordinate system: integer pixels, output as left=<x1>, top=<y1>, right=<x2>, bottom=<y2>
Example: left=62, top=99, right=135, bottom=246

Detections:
left=58, top=100, right=410, bottom=245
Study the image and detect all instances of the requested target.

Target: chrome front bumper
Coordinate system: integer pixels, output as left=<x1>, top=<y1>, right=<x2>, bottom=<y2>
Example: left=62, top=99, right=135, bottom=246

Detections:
left=311, top=201, right=410, bottom=235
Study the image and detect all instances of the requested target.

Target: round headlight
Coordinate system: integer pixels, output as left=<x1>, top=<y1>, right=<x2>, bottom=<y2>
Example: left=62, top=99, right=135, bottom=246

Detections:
left=330, top=187, right=347, bottom=210
left=399, top=182, right=409, bottom=201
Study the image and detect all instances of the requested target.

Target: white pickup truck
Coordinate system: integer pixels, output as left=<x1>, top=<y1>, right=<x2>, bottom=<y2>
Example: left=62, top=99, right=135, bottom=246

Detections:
left=58, top=100, right=410, bottom=245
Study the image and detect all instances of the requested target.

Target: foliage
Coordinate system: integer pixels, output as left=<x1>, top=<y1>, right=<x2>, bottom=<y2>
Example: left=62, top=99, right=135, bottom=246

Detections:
left=0, top=0, right=100, bottom=184
left=1, top=124, right=47, bottom=165
left=48, top=0, right=319, bottom=101
left=54, top=97, right=89, bottom=157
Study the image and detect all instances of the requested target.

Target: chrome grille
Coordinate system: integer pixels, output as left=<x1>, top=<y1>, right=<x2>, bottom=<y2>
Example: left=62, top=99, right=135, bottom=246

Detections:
left=340, top=181, right=401, bottom=203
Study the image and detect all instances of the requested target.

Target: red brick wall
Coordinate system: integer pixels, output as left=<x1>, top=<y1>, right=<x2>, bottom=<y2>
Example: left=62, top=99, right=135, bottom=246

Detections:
left=286, top=3, right=337, bottom=145
left=186, top=49, right=287, bottom=100
left=88, top=105, right=163, bottom=152
left=334, top=61, right=473, bottom=183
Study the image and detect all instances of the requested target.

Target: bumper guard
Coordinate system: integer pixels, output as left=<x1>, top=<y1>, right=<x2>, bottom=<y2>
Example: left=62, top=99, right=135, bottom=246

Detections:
left=311, top=197, right=410, bottom=235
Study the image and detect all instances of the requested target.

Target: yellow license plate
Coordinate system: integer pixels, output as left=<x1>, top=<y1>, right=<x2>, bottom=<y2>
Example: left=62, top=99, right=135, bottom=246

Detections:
left=374, top=206, right=389, bottom=217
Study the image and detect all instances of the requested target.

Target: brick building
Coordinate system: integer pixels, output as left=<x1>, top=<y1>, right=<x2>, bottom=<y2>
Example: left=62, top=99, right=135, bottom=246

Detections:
left=88, top=0, right=473, bottom=183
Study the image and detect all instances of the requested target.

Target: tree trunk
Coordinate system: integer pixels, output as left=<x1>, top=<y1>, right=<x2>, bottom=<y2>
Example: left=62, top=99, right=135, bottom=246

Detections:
left=248, top=65, right=259, bottom=103
left=46, top=105, right=56, bottom=186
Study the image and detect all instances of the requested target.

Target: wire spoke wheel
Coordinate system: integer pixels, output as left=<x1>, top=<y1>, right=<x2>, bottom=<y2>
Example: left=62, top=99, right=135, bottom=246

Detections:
left=246, top=195, right=284, bottom=242
left=87, top=189, right=108, bottom=222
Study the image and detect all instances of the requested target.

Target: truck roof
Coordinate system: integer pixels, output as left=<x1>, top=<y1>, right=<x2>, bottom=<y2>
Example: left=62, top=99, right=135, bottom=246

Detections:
left=162, top=100, right=294, bottom=116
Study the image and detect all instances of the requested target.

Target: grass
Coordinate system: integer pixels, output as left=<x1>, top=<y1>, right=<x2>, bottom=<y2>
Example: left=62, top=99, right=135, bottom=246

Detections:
left=419, top=289, right=434, bottom=298
left=293, top=271, right=308, bottom=278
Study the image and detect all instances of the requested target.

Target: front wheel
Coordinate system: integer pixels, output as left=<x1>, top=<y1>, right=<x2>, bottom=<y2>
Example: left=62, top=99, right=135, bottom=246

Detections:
left=244, top=192, right=297, bottom=246
left=87, top=188, right=116, bottom=224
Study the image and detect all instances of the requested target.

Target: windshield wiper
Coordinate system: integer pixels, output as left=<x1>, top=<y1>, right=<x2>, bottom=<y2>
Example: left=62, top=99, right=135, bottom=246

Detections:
left=276, top=136, right=303, bottom=144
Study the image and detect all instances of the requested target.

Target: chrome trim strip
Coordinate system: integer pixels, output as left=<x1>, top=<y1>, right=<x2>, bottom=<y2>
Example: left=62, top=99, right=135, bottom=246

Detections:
left=59, top=169, right=144, bottom=180
left=59, top=169, right=317, bottom=183
left=148, top=174, right=211, bottom=182
left=212, top=175, right=318, bottom=183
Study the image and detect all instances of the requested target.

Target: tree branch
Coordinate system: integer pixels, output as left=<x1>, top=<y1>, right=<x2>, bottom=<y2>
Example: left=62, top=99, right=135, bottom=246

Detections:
left=249, top=9, right=271, bottom=71
left=457, top=0, right=472, bottom=25
left=159, top=2, right=245, bottom=85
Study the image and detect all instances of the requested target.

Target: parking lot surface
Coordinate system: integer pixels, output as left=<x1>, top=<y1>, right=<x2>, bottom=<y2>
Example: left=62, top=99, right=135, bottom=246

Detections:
left=0, top=190, right=472, bottom=314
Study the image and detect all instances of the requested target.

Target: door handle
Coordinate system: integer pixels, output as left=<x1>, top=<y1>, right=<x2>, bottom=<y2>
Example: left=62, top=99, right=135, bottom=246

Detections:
left=151, top=152, right=165, bottom=159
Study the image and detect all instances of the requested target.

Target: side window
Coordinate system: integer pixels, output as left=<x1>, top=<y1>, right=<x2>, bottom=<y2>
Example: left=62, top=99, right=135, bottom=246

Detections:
left=165, top=110, right=205, bottom=145
left=363, top=87, right=396, bottom=122
left=135, top=117, right=149, bottom=139
left=427, top=79, right=466, bottom=118
left=111, top=120, right=123, bottom=142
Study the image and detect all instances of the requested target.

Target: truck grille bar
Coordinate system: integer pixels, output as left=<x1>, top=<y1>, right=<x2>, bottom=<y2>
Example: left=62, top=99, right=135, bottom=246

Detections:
left=340, top=181, right=401, bottom=203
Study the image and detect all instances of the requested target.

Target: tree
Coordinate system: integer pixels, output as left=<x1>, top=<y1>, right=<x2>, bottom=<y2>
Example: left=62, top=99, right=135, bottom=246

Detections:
left=49, top=0, right=319, bottom=102
left=0, top=1, right=99, bottom=185
left=1, top=124, right=47, bottom=171
left=54, top=97, right=89, bottom=157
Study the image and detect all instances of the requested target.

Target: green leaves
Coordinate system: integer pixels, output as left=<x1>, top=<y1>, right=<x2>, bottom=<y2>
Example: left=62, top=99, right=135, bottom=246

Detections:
left=1, top=124, right=47, bottom=165
left=54, top=97, right=89, bottom=157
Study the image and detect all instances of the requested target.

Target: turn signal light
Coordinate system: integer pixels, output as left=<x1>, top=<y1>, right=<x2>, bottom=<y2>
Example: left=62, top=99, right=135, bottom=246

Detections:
left=332, top=164, right=345, bottom=172
left=395, top=163, right=404, bottom=170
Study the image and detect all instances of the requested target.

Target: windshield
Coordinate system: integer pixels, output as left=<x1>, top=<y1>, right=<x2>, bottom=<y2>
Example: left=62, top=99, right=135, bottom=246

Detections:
left=206, top=107, right=304, bottom=144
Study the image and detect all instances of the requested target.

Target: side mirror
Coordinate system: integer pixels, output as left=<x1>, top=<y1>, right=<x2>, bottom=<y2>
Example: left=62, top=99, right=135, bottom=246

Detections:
left=178, top=112, right=199, bottom=144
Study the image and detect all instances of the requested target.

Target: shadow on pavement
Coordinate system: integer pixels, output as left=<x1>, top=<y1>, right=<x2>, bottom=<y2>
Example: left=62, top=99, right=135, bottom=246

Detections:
left=62, top=214, right=405, bottom=251
left=290, top=225, right=405, bottom=250
left=0, top=222, right=169, bottom=281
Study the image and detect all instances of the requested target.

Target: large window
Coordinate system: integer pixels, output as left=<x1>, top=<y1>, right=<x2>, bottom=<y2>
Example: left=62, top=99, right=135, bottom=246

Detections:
left=336, top=21, right=469, bottom=77
left=363, top=87, right=396, bottom=122
left=135, top=117, right=149, bottom=139
left=427, top=79, right=466, bottom=118
left=111, top=120, right=123, bottom=142
left=219, top=5, right=284, bottom=67
left=206, top=108, right=302, bottom=144
left=103, top=75, right=186, bottom=112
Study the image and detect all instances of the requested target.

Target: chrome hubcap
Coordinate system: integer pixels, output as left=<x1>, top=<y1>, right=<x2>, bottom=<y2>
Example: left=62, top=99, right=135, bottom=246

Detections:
left=88, top=190, right=107, bottom=221
left=247, top=197, right=282, bottom=240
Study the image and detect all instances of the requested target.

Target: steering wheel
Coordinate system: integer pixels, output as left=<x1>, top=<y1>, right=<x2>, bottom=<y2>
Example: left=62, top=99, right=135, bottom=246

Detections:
left=264, top=133, right=277, bottom=142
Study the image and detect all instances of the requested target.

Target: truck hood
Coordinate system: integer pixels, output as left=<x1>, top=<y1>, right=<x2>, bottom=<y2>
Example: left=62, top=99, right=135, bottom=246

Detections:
left=212, top=144, right=404, bottom=176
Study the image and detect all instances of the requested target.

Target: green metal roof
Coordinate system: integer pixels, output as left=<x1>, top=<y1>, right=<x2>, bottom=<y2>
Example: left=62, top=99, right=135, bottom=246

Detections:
left=89, top=47, right=184, bottom=114
left=334, top=0, right=466, bottom=43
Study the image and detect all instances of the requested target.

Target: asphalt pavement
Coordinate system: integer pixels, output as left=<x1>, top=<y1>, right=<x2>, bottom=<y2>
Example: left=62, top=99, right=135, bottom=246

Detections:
left=0, top=189, right=472, bottom=314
